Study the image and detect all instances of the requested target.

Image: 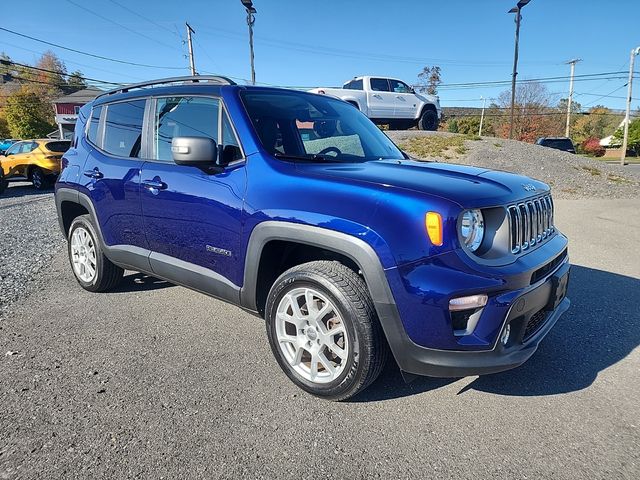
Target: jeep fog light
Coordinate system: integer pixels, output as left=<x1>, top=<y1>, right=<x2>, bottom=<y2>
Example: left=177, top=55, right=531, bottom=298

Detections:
left=500, top=324, right=511, bottom=346
left=449, top=294, right=488, bottom=311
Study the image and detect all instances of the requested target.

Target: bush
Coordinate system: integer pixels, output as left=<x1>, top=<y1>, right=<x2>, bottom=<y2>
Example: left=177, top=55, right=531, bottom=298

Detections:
left=580, top=137, right=605, bottom=157
left=447, top=119, right=459, bottom=133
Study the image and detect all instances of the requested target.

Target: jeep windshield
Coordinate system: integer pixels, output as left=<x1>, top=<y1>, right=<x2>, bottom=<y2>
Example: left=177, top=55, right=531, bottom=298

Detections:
left=241, top=89, right=404, bottom=163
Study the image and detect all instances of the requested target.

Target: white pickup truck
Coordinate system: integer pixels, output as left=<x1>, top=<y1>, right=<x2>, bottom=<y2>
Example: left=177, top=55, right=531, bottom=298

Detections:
left=309, top=76, right=441, bottom=130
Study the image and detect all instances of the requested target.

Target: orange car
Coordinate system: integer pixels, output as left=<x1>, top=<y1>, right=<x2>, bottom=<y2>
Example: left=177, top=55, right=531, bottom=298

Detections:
left=0, top=139, right=70, bottom=194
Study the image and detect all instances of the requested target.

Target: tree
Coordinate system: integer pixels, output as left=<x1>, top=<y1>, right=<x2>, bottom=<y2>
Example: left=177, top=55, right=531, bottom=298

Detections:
left=4, top=87, right=55, bottom=138
left=64, top=70, right=87, bottom=94
left=416, top=66, right=442, bottom=95
left=613, top=117, right=640, bottom=154
left=571, top=106, right=623, bottom=145
left=493, top=81, right=563, bottom=142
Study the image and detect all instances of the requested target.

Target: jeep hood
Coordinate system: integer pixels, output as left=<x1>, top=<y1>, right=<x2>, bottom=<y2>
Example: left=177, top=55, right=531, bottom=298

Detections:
left=298, top=159, right=549, bottom=208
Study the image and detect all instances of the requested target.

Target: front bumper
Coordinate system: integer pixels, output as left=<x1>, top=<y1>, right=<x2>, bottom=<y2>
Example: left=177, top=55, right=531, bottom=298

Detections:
left=377, top=242, right=571, bottom=378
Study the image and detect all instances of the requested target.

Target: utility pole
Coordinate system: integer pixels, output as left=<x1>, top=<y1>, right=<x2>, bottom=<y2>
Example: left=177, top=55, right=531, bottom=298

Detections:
left=186, top=22, right=196, bottom=76
left=479, top=96, right=486, bottom=137
left=508, top=0, right=531, bottom=139
left=621, top=46, right=640, bottom=165
left=564, top=58, right=581, bottom=138
left=241, top=1, right=257, bottom=85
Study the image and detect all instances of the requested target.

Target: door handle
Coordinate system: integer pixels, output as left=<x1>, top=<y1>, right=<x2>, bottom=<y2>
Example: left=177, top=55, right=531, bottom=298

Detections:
left=142, top=179, right=167, bottom=191
left=83, top=168, right=103, bottom=179
left=373, top=94, right=382, bottom=99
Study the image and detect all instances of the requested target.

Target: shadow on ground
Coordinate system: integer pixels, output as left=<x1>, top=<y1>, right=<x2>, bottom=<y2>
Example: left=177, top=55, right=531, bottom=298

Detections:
left=355, top=265, right=639, bottom=402
left=0, top=182, right=52, bottom=199
left=112, top=273, right=173, bottom=293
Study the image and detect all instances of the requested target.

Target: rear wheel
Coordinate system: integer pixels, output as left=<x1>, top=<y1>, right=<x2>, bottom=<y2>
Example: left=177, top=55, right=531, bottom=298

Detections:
left=31, top=167, right=47, bottom=190
left=68, top=215, right=124, bottom=292
left=265, top=261, right=388, bottom=401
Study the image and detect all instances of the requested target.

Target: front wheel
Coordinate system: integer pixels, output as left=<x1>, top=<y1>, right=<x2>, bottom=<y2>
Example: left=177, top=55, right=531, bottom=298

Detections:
left=265, top=261, right=388, bottom=401
left=0, top=171, right=7, bottom=195
left=418, top=109, right=439, bottom=131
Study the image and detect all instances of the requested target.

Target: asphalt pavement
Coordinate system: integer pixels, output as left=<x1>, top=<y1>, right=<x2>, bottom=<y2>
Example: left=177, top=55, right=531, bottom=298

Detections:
left=0, top=197, right=638, bottom=479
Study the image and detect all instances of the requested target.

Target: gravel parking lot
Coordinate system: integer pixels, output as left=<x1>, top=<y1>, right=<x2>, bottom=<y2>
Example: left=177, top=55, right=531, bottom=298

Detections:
left=0, top=155, right=639, bottom=478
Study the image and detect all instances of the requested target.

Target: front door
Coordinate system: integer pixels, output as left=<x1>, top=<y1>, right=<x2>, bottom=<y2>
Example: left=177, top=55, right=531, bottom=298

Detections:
left=367, top=78, right=396, bottom=119
left=2, top=141, right=38, bottom=177
left=140, top=95, right=246, bottom=289
left=389, top=79, right=417, bottom=119
left=82, top=100, right=147, bottom=250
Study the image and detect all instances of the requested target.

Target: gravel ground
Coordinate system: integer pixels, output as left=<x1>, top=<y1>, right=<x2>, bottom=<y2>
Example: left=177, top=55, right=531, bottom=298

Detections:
left=0, top=183, right=63, bottom=321
left=387, top=131, right=640, bottom=199
left=0, top=198, right=638, bottom=479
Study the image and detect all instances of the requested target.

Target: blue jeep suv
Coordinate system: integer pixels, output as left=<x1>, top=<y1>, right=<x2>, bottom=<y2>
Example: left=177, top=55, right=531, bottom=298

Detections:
left=55, top=76, right=570, bottom=401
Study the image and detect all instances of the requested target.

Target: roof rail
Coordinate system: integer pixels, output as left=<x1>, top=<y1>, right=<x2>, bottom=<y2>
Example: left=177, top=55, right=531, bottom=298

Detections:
left=95, top=75, right=237, bottom=99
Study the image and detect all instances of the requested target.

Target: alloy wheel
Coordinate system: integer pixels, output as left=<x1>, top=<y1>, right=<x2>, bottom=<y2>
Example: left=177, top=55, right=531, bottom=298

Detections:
left=70, top=227, right=97, bottom=283
left=275, top=287, right=349, bottom=384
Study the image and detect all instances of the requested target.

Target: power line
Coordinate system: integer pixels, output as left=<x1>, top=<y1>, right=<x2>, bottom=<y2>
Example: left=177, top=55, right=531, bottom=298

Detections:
left=64, top=0, right=181, bottom=52
left=107, top=0, right=181, bottom=39
left=0, top=27, right=185, bottom=70
left=582, top=84, right=628, bottom=107
left=4, top=60, right=123, bottom=86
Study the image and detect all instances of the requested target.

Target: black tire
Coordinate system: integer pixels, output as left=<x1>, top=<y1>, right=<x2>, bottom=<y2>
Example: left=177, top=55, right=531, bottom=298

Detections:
left=31, top=167, right=47, bottom=190
left=418, top=108, right=439, bottom=131
left=265, top=261, right=388, bottom=401
left=68, top=215, right=124, bottom=292
left=0, top=171, right=7, bottom=195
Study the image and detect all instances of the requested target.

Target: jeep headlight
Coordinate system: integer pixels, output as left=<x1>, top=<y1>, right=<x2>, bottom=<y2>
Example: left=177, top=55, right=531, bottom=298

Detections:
left=460, top=209, right=485, bottom=252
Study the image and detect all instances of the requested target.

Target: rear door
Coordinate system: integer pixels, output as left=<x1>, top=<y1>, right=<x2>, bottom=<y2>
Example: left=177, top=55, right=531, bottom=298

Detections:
left=389, top=79, right=417, bottom=119
left=140, top=95, right=246, bottom=289
left=367, top=78, right=396, bottom=119
left=2, top=141, right=37, bottom=177
left=81, top=99, right=148, bottom=250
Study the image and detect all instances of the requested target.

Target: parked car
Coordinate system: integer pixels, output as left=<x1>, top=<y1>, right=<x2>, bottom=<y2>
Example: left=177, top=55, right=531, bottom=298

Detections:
left=536, top=137, right=576, bottom=154
left=55, top=76, right=570, bottom=401
left=0, top=139, right=20, bottom=155
left=309, top=76, right=441, bottom=130
left=0, top=139, right=70, bottom=194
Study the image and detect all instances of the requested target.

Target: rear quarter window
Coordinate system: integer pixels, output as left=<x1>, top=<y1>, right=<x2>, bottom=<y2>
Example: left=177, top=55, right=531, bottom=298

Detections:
left=45, top=141, right=71, bottom=152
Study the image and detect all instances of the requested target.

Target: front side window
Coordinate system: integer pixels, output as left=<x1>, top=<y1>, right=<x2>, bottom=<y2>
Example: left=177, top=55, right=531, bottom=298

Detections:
left=370, top=78, right=390, bottom=92
left=153, top=96, right=219, bottom=162
left=389, top=80, right=412, bottom=94
left=241, top=90, right=403, bottom=163
left=103, top=100, right=145, bottom=158
left=5, top=142, right=22, bottom=155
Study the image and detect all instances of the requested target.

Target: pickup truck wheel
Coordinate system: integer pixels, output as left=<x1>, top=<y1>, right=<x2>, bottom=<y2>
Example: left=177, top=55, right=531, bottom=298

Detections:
left=418, top=109, right=439, bottom=131
left=265, top=261, right=388, bottom=401
left=68, top=215, right=124, bottom=292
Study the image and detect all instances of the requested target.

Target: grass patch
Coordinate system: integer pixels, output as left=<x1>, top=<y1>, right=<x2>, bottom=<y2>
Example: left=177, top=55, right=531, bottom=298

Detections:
left=400, top=134, right=474, bottom=159
left=581, top=165, right=601, bottom=176
left=607, top=173, right=632, bottom=184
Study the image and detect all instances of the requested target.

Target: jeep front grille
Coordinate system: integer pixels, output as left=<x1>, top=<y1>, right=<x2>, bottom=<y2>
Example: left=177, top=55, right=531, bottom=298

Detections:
left=507, top=194, right=554, bottom=254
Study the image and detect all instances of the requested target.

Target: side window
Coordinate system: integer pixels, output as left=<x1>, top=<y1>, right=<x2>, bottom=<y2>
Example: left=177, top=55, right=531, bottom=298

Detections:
left=343, top=80, right=353, bottom=89
left=153, top=96, right=219, bottom=162
left=5, top=142, right=22, bottom=155
left=352, top=79, right=363, bottom=90
left=87, top=105, right=102, bottom=147
left=389, top=80, right=411, bottom=94
left=26, top=142, right=38, bottom=153
left=370, top=78, right=390, bottom=92
left=103, top=100, right=145, bottom=158
left=221, top=110, right=243, bottom=163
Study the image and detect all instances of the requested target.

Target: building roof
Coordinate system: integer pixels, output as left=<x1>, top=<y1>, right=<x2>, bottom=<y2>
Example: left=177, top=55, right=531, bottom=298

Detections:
left=53, top=87, right=103, bottom=104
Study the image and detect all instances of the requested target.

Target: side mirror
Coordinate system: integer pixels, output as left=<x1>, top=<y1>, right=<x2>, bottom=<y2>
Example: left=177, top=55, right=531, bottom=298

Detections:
left=171, top=136, right=217, bottom=166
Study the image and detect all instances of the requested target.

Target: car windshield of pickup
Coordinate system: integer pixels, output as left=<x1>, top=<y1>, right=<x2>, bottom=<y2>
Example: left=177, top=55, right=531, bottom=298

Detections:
left=241, top=90, right=404, bottom=163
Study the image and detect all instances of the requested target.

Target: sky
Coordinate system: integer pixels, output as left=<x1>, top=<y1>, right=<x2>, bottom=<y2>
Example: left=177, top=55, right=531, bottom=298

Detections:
left=2, top=0, right=639, bottom=111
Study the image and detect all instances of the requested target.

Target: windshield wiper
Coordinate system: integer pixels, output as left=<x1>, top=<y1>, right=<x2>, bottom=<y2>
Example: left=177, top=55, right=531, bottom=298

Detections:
left=273, top=153, right=341, bottom=163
